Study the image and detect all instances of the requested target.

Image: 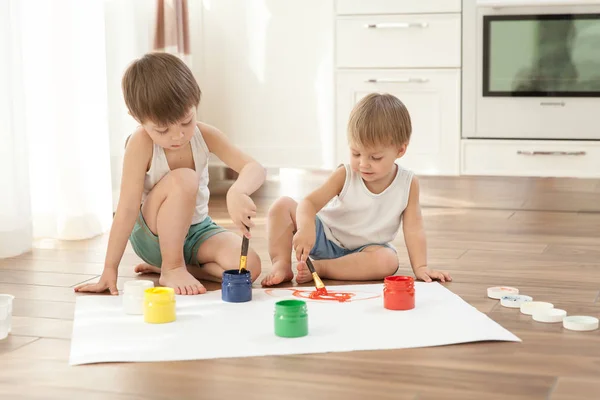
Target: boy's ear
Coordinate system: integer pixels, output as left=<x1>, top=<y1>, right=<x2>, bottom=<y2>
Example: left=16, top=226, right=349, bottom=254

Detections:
left=397, top=143, right=408, bottom=157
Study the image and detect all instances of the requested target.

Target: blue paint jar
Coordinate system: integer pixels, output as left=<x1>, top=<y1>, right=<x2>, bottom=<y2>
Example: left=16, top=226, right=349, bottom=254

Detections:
left=221, top=269, right=252, bottom=303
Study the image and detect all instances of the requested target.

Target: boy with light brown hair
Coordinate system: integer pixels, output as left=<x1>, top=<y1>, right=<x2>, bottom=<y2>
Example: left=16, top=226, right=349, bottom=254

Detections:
left=262, top=93, right=451, bottom=286
left=75, top=52, right=265, bottom=296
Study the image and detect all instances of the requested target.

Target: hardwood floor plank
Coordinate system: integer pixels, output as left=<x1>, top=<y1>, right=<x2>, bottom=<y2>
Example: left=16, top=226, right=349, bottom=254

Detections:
left=0, top=336, right=39, bottom=355
left=426, top=230, right=600, bottom=247
left=0, top=258, right=106, bottom=275
left=0, top=283, right=76, bottom=303
left=0, top=385, right=155, bottom=400
left=421, top=238, right=548, bottom=254
left=12, top=299, right=75, bottom=320
left=0, top=270, right=98, bottom=288
left=551, top=377, right=600, bottom=400
left=3, top=338, right=70, bottom=360
left=459, top=248, right=600, bottom=265
left=543, top=244, right=600, bottom=257
left=10, top=317, right=73, bottom=339
left=13, top=248, right=144, bottom=266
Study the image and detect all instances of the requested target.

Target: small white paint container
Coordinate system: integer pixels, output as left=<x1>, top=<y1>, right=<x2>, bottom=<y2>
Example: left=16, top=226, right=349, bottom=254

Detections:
left=123, top=280, right=154, bottom=315
left=0, top=294, right=14, bottom=340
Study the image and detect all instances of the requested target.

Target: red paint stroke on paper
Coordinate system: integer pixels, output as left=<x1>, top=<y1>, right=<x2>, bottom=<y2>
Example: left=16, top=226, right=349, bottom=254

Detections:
left=298, top=289, right=353, bottom=302
left=265, top=288, right=380, bottom=303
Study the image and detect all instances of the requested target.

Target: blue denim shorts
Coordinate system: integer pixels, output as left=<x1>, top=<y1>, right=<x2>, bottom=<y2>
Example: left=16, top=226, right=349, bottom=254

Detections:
left=309, top=216, right=396, bottom=260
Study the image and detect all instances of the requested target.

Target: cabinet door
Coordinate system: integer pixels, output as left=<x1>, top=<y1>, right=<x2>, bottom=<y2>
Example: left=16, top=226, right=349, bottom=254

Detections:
left=335, top=70, right=460, bottom=175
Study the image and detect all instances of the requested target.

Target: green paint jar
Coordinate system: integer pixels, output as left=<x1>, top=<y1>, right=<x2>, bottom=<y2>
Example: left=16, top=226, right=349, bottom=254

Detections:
left=274, top=299, right=308, bottom=338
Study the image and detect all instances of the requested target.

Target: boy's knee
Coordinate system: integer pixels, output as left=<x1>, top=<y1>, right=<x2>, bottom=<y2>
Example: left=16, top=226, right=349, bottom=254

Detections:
left=168, top=168, right=198, bottom=196
left=268, top=196, right=296, bottom=217
left=375, top=248, right=399, bottom=275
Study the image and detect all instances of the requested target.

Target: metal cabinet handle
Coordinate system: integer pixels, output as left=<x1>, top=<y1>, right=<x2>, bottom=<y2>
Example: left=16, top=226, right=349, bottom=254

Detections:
left=364, top=22, right=429, bottom=29
left=365, top=78, right=429, bottom=83
left=517, top=151, right=586, bottom=156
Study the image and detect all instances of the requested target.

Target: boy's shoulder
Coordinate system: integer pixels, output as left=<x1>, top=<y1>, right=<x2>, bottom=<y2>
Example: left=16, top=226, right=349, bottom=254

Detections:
left=125, top=126, right=153, bottom=150
left=123, top=126, right=153, bottom=171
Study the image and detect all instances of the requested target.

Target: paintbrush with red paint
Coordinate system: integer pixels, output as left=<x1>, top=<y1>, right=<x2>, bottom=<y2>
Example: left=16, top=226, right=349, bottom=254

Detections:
left=305, top=258, right=327, bottom=295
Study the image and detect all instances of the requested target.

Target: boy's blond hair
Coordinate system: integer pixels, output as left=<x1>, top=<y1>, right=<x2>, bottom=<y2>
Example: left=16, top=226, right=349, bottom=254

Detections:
left=121, top=52, right=201, bottom=126
left=347, top=93, right=411, bottom=149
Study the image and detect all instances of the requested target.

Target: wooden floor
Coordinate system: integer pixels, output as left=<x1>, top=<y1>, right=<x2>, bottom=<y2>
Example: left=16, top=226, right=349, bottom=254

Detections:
left=1, top=173, right=600, bottom=400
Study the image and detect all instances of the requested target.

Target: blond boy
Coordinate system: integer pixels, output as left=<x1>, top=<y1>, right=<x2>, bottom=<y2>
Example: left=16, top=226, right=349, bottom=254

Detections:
left=75, top=52, right=265, bottom=296
left=262, top=93, right=451, bottom=286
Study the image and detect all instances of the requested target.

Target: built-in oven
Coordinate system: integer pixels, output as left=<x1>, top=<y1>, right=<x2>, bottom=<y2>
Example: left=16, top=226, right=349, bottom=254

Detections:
left=462, top=0, right=600, bottom=140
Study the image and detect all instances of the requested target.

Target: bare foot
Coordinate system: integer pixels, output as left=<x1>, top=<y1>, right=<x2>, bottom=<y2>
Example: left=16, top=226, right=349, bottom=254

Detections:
left=295, top=261, right=315, bottom=284
left=159, top=266, right=207, bottom=295
left=134, top=263, right=161, bottom=275
left=261, top=261, right=294, bottom=287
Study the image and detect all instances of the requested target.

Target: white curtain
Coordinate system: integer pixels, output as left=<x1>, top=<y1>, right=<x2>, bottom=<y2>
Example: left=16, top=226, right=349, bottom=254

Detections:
left=0, top=0, right=114, bottom=258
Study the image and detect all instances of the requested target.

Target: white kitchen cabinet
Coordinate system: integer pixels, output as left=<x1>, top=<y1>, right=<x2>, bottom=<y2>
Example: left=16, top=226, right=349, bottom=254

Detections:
left=462, top=139, right=600, bottom=178
left=333, top=2, right=462, bottom=175
left=335, top=70, right=461, bottom=175
left=336, top=0, right=462, bottom=15
left=336, top=14, right=461, bottom=68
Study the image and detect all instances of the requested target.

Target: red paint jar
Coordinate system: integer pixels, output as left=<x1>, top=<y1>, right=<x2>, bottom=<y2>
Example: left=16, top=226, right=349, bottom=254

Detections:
left=383, top=276, right=415, bottom=310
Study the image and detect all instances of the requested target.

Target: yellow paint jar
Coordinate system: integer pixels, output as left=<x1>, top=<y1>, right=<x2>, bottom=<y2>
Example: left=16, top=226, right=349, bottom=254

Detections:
left=143, top=287, right=176, bottom=324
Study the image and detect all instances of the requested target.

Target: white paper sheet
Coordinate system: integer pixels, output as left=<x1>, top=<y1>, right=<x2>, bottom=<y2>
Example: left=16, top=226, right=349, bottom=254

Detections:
left=69, top=282, right=520, bottom=365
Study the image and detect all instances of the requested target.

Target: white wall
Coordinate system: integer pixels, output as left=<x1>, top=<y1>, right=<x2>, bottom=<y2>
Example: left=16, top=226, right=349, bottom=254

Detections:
left=196, top=0, right=335, bottom=170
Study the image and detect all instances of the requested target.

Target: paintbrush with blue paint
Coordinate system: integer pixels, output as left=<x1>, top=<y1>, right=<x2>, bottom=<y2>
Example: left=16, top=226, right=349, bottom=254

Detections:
left=305, top=258, right=327, bottom=295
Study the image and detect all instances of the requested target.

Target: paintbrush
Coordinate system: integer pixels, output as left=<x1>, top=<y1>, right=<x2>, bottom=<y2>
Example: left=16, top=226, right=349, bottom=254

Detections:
left=305, top=258, right=327, bottom=295
left=238, top=225, right=250, bottom=273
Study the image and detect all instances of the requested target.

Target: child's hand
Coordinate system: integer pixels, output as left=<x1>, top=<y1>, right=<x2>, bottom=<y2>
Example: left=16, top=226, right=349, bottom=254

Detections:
left=74, top=269, right=119, bottom=295
left=226, top=187, right=257, bottom=238
left=292, top=229, right=316, bottom=262
left=414, top=266, right=452, bottom=283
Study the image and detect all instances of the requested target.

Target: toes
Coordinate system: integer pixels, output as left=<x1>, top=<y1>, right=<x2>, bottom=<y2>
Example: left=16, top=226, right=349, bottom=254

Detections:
left=174, top=286, right=182, bottom=295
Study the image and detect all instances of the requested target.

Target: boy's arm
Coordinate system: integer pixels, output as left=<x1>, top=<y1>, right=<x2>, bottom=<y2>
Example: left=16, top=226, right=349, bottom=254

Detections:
left=200, top=122, right=266, bottom=195
left=74, top=129, right=151, bottom=294
left=200, top=122, right=266, bottom=235
left=294, top=165, right=346, bottom=261
left=297, top=165, right=346, bottom=230
left=402, top=176, right=451, bottom=282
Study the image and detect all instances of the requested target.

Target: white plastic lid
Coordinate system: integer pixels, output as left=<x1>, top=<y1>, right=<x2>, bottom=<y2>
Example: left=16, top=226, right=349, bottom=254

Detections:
left=500, top=294, right=533, bottom=308
left=123, top=280, right=154, bottom=296
left=487, top=286, right=519, bottom=299
left=532, top=308, right=566, bottom=323
left=520, top=301, right=554, bottom=316
left=563, top=316, right=599, bottom=332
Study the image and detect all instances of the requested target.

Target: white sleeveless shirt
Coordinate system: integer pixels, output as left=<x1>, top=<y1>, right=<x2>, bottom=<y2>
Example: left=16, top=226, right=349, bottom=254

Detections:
left=141, top=126, right=210, bottom=225
left=317, top=163, right=414, bottom=250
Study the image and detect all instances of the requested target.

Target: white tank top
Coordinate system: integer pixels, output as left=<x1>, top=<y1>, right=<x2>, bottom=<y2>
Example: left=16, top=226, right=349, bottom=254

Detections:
left=317, top=163, right=414, bottom=250
left=142, top=126, right=210, bottom=225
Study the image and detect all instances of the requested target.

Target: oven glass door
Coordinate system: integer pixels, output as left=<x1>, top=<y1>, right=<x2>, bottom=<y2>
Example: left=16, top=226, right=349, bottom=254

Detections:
left=483, top=13, right=600, bottom=97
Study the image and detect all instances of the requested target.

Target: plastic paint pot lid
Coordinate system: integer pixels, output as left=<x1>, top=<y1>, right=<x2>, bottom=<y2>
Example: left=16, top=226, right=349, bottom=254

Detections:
left=275, top=299, right=307, bottom=314
left=487, top=286, right=519, bottom=299
left=500, top=295, right=532, bottom=308
left=145, top=287, right=175, bottom=302
left=563, top=316, right=599, bottom=332
left=532, top=308, right=567, bottom=323
left=123, top=280, right=154, bottom=295
left=520, top=301, right=554, bottom=315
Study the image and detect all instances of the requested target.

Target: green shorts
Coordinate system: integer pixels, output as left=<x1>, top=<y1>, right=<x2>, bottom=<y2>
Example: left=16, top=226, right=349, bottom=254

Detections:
left=129, top=209, right=227, bottom=267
